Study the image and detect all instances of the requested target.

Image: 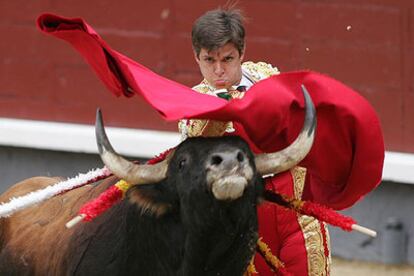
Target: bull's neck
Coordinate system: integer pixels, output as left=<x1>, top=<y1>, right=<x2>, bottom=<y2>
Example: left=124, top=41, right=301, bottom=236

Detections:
left=179, top=199, right=258, bottom=275
left=122, top=191, right=259, bottom=275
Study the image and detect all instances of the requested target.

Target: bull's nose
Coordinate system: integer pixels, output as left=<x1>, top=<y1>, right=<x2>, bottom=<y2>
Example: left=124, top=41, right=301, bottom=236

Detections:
left=208, top=150, right=246, bottom=170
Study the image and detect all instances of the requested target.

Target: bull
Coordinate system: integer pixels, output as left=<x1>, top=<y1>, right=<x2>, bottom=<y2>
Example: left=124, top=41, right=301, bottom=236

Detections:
left=0, top=87, right=315, bottom=275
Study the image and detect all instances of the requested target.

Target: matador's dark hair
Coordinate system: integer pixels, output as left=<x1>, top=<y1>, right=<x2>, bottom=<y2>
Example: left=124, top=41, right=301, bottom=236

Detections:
left=192, top=8, right=245, bottom=57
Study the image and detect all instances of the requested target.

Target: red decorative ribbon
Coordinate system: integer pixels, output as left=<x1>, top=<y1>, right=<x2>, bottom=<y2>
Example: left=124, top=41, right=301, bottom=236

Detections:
left=263, top=190, right=356, bottom=231
left=78, top=180, right=130, bottom=221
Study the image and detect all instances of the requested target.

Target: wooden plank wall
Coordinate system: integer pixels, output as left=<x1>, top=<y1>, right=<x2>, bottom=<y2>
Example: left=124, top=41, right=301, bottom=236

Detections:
left=0, top=0, right=412, bottom=152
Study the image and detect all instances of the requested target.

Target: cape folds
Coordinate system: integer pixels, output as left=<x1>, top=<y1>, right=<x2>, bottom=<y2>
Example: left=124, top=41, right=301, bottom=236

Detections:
left=36, top=13, right=384, bottom=210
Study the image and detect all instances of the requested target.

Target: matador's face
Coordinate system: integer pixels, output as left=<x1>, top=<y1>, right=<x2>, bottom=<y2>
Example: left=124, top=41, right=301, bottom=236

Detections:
left=195, top=42, right=244, bottom=90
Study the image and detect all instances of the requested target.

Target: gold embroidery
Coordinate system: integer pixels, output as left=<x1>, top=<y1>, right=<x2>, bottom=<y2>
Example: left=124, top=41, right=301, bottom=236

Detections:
left=228, top=89, right=245, bottom=99
left=242, top=61, right=280, bottom=81
left=188, top=119, right=209, bottom=137
left=257, top=237, right=286, bottom=272
left=291, top=166, right=330, bottom=276
left=244, top=256, right=258, bottom=276
left=200, top=120, right=230, bottom=137
left=324, top=222, right=332, bottom=273
left=293, top=166, right=307, bottom=199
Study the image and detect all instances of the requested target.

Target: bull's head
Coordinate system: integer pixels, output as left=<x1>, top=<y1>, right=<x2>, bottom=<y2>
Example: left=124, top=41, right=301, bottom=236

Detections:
left=95, top=85, right=315, bottom=216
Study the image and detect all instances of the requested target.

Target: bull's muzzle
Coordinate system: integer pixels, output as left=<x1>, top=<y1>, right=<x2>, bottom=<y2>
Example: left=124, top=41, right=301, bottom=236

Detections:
left=206, top=150, right=254, bottom=201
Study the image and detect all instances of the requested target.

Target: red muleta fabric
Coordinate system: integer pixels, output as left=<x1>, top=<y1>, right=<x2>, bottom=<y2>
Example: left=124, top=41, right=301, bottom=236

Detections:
left=36, top=13, right=384, bottom=210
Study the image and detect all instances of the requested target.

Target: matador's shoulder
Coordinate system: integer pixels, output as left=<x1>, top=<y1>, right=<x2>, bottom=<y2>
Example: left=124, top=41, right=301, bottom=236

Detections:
left=192, top=80, right=214, bottom=94
left=242, top=61, right=280, bottom=81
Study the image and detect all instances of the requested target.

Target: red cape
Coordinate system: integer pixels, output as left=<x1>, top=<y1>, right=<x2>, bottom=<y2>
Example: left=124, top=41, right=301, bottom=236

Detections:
left=37, top=13, right=384, bottom=210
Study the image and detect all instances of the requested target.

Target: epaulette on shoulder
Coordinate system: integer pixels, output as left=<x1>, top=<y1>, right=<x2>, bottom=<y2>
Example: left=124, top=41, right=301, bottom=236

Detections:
left=242, top=61, right=280, bottom=81
left=192, top=80, right=214, bottom=95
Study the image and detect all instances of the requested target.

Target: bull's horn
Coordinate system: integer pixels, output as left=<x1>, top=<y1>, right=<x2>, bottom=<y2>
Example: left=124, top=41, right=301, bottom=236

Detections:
left=95, top=109, right=168, bottom=185
left=255, top=84, right=316, bottom=175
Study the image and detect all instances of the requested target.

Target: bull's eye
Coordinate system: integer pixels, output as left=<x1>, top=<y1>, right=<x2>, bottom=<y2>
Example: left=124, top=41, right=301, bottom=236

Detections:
left=178, top=159, right=187, bottom=170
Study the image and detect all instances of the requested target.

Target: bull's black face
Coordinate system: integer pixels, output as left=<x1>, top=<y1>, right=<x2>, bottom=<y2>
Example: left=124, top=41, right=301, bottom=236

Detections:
left=171, top=136, right=258, bottom=202
left=168, top=136, right=262, bottom=275
left=164, top=136, right=263, bottom=234
left=126, top=136, right=263, bottom=217
left=123, top=136, right=262, bottom=275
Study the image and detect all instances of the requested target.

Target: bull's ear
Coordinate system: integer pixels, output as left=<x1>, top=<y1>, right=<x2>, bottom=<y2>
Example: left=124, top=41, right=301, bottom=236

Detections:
left=126, top=183, right=174, bottom=217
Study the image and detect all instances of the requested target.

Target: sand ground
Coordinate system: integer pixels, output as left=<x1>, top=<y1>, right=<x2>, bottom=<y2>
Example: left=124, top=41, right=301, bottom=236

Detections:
left=331, top=257, right=414, bottom=276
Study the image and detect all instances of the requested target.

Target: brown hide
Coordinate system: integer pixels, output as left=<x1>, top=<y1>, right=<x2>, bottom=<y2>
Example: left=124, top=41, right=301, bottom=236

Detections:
left=0, top=176, right=115, bottom=275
